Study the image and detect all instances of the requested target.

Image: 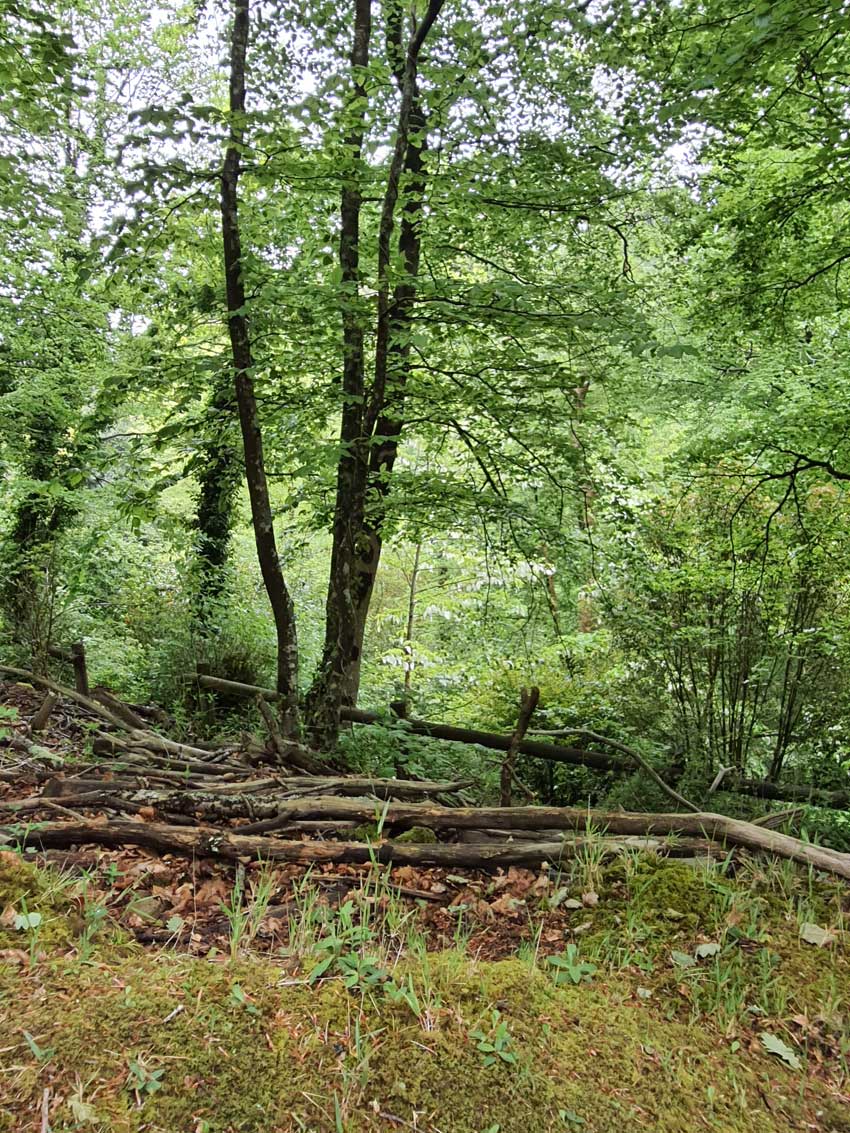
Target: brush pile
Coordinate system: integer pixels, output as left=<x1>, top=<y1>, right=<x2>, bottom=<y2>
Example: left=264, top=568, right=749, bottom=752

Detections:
left=2, top=665, right=850, bottom=882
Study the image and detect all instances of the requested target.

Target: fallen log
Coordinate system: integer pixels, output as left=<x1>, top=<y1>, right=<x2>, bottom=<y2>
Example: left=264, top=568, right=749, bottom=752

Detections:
left=163, top=796, right=850, bottom=880
left=341, top=709, right=628, bottom=772
left=191, top=673, right=281, bottom=700
left=734, top=778, right=850, bottom=811
left=0, top=818, right=644, bottom=868
left=26, top=776, right=478, bottom=826
left=189, top=673, right=626, bottom=772
left=0, top=667, right=262, bottom=777
left=90, top=687, right=149, bottom=730
left=30, top=693, right=60, bottom=733
left=46, top=774, right=471, bottom=804
left=6, top=814, right=844, bottom=875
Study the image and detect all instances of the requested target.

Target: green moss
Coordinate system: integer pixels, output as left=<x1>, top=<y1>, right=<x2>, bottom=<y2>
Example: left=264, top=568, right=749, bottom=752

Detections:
left=0, top=850, right=77, bottom=952
left=623, top=859, right=720, bottom=929
left=1, top=859, right=847, bottom=1133
left=0, top=849, right=53, bottom=906
left=0, top=851, right=131, bottom=957
left=392, top=825, right=438, bottom=844
left=351, top=822, right=380, bottom=842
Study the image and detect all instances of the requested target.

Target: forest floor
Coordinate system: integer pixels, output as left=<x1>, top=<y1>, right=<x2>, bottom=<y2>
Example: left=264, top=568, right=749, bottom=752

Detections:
left=1, top=681, right=849, bottom=1132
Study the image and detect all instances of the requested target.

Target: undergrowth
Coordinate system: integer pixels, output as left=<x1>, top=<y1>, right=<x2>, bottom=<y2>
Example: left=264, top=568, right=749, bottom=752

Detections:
left=0, top=850, right=848, bottom=1133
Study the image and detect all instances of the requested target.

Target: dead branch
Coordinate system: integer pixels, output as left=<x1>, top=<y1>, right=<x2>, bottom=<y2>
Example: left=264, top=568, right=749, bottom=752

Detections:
left=501, top=686, right=540, bottom=807
left=30, top=693, right=60, bottom=733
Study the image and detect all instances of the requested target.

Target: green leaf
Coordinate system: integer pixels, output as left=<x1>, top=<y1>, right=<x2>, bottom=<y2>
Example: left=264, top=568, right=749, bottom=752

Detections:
left=14, top=911, right=42, bottom=931
left=759, top=1032, right=801, bottom=1071
left=695, top=942, right=721, bottom=959
left=670, top=950, right=696, bottom=968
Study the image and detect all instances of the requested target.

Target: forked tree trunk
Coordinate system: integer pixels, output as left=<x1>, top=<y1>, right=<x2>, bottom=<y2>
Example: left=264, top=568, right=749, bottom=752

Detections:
left=307, top=0, right=443, bottom=747
left=220, top=0, right=300, bottom=736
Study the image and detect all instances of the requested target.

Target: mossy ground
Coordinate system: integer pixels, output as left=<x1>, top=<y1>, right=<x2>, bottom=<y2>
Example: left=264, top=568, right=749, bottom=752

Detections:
left=1, top=852, right=848, bottom=1133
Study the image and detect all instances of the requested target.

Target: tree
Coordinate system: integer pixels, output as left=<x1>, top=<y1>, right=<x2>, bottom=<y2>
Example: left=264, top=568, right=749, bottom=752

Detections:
left=219, top=0, right=300, bottom=735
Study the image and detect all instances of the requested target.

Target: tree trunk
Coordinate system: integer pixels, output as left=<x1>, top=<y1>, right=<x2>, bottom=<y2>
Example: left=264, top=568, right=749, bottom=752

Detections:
left=193, top=375, right=241, bottom=613
left=501, top=686, right=540, bottom=806
left=304, top=0, right=373, bottom=747
left=403, top=540, right=422, bottom=700
left=219, top=0, right=300, bottom=737
left=307, top=2, right=443, bottom=746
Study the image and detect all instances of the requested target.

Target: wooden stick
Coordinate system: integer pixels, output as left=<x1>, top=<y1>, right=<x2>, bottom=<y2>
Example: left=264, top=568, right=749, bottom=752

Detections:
left=30, top=693, right=59, bottom=733
left=501, top=686, right=539, bottom=807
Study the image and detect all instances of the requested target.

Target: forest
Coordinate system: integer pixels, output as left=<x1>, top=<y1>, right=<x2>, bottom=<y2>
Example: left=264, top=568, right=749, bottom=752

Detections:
left=1, top=1, right=849, bottom=1131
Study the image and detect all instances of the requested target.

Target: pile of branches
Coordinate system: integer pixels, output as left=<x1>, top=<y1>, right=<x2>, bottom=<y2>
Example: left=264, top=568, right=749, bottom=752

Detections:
left=2, top=664, right=850, bottom=882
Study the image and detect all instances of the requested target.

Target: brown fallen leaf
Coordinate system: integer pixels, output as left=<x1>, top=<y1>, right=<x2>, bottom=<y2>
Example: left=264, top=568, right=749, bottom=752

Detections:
left=0, top=948, right=29, bottom=965
left=489, top=894, right=526, bottom=918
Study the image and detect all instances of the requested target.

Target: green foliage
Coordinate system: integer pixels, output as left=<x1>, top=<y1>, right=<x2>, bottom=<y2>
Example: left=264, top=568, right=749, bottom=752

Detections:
left=468, top=1011, right=519, bottom=1068
left=337, top=719, right=499, bottom=800
left=1, top=0, right=849, bottom=841
left=546, top=944, right=598, bottom=987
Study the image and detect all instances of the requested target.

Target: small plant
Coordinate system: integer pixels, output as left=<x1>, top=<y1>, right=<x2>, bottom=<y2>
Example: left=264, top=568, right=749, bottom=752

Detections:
left=573, top=815, right=607, bottom=892
left=76, top=898, right=109, bottom=963
left=126, top=1055, right=165, bottom=1106
left=13, top=897, right=43, bottom=965
left=23, top=1030, right=55, bottom=1063
left=221, top=866, right=250, bottom=960
left=469, top=1010, right=518, bottom=1068
left=384, top=973, right=422, bottom=1017
left=230, top=982, right=260, bottom=1015
left=68, top=1076, right=100, bottom=1126
left=0, top=703, right=19, bottom=740
left=547, top=943, right=597, bottom=986
left=220, top=861, right=276, bottom=959
left=305, top=901, right=389, bottom=992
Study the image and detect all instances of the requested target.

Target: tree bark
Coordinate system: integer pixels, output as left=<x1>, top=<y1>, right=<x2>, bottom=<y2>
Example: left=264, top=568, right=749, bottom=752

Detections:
left=220, top=0, right=300, bottom=737
left=193, top=375, right=241, bottom=612
left=403, top=540, right=422, bottom=700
